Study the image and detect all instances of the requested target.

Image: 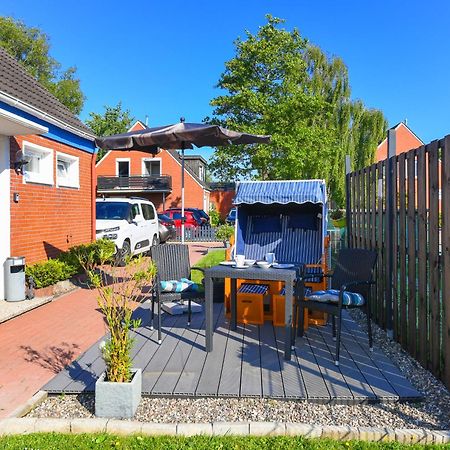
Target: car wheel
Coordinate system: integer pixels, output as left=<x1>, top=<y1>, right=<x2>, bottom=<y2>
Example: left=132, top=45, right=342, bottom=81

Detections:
left=152, top=235, right=160, bottom=246
left=116, top=240, right=131, bottom=266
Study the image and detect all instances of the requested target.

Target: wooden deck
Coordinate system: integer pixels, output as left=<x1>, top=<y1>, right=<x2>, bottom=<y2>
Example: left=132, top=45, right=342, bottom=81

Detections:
left=43, top=302, right=422, bottom=404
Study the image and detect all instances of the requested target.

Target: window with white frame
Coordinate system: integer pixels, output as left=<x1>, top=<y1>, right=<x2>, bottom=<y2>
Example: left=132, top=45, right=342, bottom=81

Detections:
left=56, top=152, right=79, bottom=188
left=23, top=141, right=53, bottom=185
left=142, top=158, right=161, bottom=176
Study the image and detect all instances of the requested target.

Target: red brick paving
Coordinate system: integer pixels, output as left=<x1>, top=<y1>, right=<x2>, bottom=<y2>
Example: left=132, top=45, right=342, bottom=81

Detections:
left=0, top=243, right=224, bottom=418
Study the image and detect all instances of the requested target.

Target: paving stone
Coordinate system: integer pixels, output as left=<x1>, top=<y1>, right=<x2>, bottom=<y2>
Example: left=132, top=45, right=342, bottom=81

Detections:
left=71, top=418, right=108, bottom=434
left=0, top=418, right=37, bottom=435
left=177, top=422, right=213, bottom=436
left=249, top=422, right=286, bottom=436
left=106, top=419, right=142, bottom=435
left=140, top=422, right=177, bottom=436
left=285, top=423, right=322, bottom=438
left=212, top=421, right=250, bottom=436
left=34, top=418, right=71, bottom=433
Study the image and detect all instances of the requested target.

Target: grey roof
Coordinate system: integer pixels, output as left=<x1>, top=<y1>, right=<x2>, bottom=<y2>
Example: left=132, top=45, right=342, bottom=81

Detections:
left=167, top=149, right=209, bottom=189
left=0, top=46, right=95, bottom=139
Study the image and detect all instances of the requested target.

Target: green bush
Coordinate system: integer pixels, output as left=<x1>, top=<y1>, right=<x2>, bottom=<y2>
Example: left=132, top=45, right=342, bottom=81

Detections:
left=209, top=208, right=223, bottom=227
left=216, top=224, right=234, bottom=241
left=26, top=259, right=78, bottom=289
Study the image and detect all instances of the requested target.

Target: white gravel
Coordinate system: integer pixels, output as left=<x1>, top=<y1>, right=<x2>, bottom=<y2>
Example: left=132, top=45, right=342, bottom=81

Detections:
left=27, top=310, right=450, bottom=430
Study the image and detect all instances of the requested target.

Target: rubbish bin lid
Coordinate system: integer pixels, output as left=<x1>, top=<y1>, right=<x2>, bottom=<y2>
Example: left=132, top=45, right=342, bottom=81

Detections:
left=7, top=256, right=25, bottom=260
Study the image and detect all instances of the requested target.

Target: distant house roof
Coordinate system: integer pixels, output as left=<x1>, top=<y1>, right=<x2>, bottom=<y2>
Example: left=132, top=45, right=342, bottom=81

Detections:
left=0, top=46, right=95, bottom=140
left=183, top=155, right=208, bottom=165
left=167, top=149, right=209, bottom=189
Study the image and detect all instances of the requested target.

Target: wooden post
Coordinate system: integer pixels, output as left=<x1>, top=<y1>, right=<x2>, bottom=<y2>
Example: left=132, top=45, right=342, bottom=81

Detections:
left=345, top=155, right=351, bottom=248
left=385, top=128, right=396, bottom=338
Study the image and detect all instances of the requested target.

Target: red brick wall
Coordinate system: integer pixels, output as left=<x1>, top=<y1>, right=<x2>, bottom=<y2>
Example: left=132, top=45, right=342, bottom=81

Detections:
left=96, top=149, right=208, bottom=212
left=210, top=190, right=235, bottom=219
left=10, top=135, right=95, bottom=264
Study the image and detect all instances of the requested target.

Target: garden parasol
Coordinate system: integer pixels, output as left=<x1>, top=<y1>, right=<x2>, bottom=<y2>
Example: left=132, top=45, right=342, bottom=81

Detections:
left=95, top=118, right=271, bottom=243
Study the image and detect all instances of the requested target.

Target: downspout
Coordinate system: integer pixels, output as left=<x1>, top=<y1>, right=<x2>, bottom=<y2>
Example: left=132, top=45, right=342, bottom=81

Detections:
left=91, top=150, right=97, bottom=241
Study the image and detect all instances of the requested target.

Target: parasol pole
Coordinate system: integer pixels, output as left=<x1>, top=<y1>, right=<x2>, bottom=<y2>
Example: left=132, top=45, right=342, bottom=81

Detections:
left=180, top=117, right=185, bottom=244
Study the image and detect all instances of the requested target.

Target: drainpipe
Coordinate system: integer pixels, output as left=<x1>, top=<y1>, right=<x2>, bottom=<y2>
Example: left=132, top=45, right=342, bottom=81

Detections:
left=91, top=149, right=97, bottom=242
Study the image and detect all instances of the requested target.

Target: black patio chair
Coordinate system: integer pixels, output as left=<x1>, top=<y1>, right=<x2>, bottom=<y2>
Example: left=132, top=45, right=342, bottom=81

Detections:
left=296, top=248, right=377, bottom=366
left=150, top=244, right=205, bottom=344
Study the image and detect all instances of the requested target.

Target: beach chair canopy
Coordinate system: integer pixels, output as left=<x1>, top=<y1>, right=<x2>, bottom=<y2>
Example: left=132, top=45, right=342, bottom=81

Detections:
left=233, top=180, right=328, bottom=265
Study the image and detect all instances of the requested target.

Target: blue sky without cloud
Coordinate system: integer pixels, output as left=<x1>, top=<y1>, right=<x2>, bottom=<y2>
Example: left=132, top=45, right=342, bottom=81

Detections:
left=1, top=0, right=449, bottom=161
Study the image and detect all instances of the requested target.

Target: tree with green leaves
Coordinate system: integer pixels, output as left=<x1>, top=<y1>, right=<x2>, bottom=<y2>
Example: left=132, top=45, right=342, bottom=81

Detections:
left=86, top=103, right=134, bottom=161
left=0, top=16, right=85, bottom=114
left=209, top=16, right=387, bottom=205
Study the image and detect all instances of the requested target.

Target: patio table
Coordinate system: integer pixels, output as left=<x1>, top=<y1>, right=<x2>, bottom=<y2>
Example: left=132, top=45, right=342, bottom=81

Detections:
left=204, top=264, right=299, bottom=360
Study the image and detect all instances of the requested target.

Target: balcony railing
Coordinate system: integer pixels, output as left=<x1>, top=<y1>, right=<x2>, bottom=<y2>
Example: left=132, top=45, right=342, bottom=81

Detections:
left=97, top=175, right=172, bottom=193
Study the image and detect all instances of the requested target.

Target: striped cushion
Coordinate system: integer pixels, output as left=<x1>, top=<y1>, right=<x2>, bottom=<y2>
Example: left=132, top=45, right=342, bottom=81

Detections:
left=238, top=283, right=269, bottom=295
left=160, top=278, right=199, bottom=293
left=280, top=286, right=312, bottom=296
left=306, top=289, right=365, bottom=306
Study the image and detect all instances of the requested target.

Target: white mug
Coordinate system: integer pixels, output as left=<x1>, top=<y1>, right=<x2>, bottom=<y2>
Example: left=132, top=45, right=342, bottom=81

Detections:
left=265, top=253, right=276, bottom=264
left=235, top=254, right=246, bottom=267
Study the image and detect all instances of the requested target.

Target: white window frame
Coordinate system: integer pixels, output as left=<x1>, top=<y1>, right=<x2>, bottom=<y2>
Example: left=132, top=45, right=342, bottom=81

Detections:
left=141, top=157, right=162, bottom=176
left=22, top=141, right=53, bottom=186
left=199, top=164, right=205, bottom=181
left=116, top=158, right=131, bottom=177
left=56, top=152, right=79, bottom=189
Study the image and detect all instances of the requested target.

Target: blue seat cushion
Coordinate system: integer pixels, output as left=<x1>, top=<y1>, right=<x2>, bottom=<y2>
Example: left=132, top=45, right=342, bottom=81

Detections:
left=160, top=278, right=199, bottom=293
left=251, top=216, right=282, bottom=233
left=238, top=283, right=269, bottom=295
left=306, top=289, right=365, bottom=306
left=288, top=213, right=319, bottom=231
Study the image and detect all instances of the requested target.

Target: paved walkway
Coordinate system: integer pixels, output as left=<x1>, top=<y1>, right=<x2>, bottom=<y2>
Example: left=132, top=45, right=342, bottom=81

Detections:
left=0, top=243, right=222, bottom=418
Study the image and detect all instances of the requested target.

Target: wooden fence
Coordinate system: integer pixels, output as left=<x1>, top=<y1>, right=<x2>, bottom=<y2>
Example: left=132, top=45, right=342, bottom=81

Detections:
left=347, top=135, right=450, bottom=390
left=174, top=226, right=221, bottom=242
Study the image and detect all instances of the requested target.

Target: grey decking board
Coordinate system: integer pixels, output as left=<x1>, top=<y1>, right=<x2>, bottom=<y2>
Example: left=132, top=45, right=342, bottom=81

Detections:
left=274, top=327, right=307, bottom=398
left=317, top=325, right=377, bottom=401
left=151, top=311, right=205, bottom=395
left=240, top=324, right=262, bottom=397
left=216, top=321, right=245, bottom=396
left=294, top=333, right=330, bottom=401
left=174, top=304, right=224, bottom=395
left=259, top=322, right=285, bottom=398
left=306, top=327, right=353, bottom=401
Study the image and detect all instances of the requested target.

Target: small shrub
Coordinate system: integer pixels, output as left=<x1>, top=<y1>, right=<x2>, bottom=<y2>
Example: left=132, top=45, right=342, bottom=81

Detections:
left=330, top=209, right=344, bottom=220
left=25, top=259, right=78, bottom=289
left=209, top=208, right=223, bottom=227
left=216, top=224, right=234, bottom=241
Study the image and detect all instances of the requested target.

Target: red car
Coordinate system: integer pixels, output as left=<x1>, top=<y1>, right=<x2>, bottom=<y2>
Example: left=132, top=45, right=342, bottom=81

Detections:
left=162, top=209, right=202, bottom=228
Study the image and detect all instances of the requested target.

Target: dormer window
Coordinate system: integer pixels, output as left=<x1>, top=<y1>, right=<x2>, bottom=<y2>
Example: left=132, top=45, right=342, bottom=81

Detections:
left=199, top=164, right=205, bottom=181
left=142, top=158, right=161, bottom=176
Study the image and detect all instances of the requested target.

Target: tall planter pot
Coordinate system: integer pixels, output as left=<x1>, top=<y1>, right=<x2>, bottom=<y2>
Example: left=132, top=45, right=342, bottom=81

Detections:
left=95, top=368, right=141, bottom=419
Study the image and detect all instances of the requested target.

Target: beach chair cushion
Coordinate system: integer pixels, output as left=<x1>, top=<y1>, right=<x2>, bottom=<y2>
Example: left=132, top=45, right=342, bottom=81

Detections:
left=160, top=278, right=199, bottom=293
left=306, top=289, right=365, bottom=306
left=252, top=216, right=282, bottom=233
left=238, top=283, right=269, bottom=295
left=288, top=213, right=319, bottom=231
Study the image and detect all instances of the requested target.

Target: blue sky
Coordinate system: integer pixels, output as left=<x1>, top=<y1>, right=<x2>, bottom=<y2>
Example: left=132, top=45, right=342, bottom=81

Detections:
left=2, top=0, right=450, bottom=161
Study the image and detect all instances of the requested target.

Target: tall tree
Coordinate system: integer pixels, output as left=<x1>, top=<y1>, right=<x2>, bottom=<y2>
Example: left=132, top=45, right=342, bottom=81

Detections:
left=86, top=103, right=134, bottom=161
left=209, top=16, right=387, bottom=205
left=0, top=16, right=85, bottom=114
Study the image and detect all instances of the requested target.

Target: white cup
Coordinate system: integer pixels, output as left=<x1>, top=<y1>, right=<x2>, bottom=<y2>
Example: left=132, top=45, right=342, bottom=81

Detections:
left=235, top=254, right=245, bottom=267
left=265, top=253, right=276, bottom=264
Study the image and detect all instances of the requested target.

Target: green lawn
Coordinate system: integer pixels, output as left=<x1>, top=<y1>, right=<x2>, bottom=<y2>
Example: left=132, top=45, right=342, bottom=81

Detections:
left=191, top=249, right=226, bottom=285
left=0, top=434, right=445, bottom=450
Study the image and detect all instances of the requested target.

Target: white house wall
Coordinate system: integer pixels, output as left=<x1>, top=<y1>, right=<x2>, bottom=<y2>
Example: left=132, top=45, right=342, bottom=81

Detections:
left=0, top=135, right=10, bottom=300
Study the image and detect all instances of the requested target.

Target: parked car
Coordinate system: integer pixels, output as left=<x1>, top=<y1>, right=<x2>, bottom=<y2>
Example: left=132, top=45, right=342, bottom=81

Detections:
left=96, top=197, right=159, bottom=259
left=158, top=214, right=177, bottom=243
left=226, top=208, right=237, bottom=225
left=165, top=207, right=210, bottom=226
left=163, top=209, right=203, bottom=228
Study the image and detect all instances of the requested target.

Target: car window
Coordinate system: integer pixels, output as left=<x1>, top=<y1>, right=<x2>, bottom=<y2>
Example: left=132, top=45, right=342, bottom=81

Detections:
left=96, top=202, right=130, bottom=220
left=141, top=203, right=155, bottom=220
left=173, top=212, right=183, bottom=220
left=130, top=204, right=140, bottom=220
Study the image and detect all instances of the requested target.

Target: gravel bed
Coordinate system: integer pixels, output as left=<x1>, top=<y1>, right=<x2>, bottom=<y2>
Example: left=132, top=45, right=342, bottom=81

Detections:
left=27, top=311, right=450, bottom=430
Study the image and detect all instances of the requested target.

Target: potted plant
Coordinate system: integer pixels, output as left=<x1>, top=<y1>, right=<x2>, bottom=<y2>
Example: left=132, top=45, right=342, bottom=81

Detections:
left=330, top=209, right=346, bottom=228
left=91, top=254, right=156, bottom=419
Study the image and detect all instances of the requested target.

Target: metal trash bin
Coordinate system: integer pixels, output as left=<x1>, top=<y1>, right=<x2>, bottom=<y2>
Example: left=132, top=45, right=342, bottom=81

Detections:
left=4, top=256, right=26, bottom=302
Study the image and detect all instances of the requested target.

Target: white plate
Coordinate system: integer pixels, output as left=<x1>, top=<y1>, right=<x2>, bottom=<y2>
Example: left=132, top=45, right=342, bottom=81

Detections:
left=219, top=261, right=235, bottom=266
left=233, top=264, right=251, bottom=269
left=272, top=263, right=295, bottom=269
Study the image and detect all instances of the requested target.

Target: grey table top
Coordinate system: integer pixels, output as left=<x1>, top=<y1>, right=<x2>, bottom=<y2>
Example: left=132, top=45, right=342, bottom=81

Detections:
left=205, top=264, right=298, bottom=281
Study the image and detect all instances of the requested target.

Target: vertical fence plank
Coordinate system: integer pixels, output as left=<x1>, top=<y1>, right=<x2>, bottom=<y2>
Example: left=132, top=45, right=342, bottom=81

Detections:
left=371, top=164, right=377, bottom=250
left=428, top=140, right=441, bottom=376
left=355, top=170, right=361, bottom=248
left=351, top=172, right=357, bottom=248
left=441, top=136, right=450, bottom=390
left=398, top=153, right=407, bottom=348
left=376, top=161, right=384, bottom=326
left=407, top=151, right=417, bottom=358
left=392, top=155, right=399, bottom=339
left=417, top=146, right=428, bottom=367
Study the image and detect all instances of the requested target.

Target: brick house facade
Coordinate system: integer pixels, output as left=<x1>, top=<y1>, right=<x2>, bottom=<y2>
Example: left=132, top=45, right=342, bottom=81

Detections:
left=0, top=48, right=96, bottom=298
left=96, top=121, right=210, bottom=212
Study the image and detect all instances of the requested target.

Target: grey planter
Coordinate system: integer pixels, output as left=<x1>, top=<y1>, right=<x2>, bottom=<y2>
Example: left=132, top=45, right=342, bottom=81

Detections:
left=95, top=368, right=141, bottom=419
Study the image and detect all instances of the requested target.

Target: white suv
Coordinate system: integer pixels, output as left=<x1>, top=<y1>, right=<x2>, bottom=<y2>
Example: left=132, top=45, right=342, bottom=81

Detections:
left=96, top=197, right=159, bottom=258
